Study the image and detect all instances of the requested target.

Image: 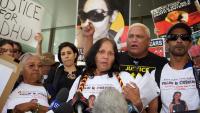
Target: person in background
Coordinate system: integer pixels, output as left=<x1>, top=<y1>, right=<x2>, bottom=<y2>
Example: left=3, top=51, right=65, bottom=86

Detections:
left=2, top=53, right=49, bottom=113
left=12, top=41, right=23, bottom=60
left=44, top=42, right=83, bottom=102
left=188, top=45, right=200, bottom=68
left=119, top=23, right=168, bottom=113
left=40, top=52, right=57, bottom=83
left=77, top=0, right=123, bottom=55
left=93, top=88, right=128, bottom=113
left=68, top=38, right=145, bottom=113
left=0, top=39, right=14, bottom=57
left=151, top=22, right=200, bottom=113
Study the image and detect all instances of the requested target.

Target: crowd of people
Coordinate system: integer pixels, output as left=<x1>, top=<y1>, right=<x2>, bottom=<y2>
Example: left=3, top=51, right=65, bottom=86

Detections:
left=0, top=0, right=200, bottom=112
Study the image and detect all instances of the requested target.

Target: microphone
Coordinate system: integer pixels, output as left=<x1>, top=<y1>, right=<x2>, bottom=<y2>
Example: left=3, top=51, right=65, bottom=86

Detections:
left=53, top=102, right=73, bottom=113
left=49, top=88, right=69, bottom=111
left=72, top=92, right=88, bottom=113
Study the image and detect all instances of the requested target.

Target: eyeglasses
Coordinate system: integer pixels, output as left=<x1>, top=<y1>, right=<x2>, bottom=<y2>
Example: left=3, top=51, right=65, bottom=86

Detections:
left=166, top=34, right=191, bottom=41
left=78, top=9, right=112, bottom=22
left=0, top=48, right=13, bottom=53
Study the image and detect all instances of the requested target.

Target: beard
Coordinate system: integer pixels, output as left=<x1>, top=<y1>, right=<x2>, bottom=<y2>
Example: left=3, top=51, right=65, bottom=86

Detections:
left=170, top=44, right=188, bottom=56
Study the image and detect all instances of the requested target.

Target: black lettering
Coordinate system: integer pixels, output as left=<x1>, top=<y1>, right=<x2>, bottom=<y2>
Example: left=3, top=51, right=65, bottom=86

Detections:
left=20, top=27, right=32, bottom=41
left=0, top=8, right=6, bottom=14
left=33, top=5, right=41, bottom=21
left=22, top=1, right=27, bottom=15
left=10, top=24, right=20, bottom=39
left=0, top=21, right=9, bottom=36
left=11, top=13, right=17, bottom=24
left=26, top=2, right=33, bottom=18
left=0, top=0, right=9, bottom=9
left=18, top=0, right=24, bottom=13
left=4, top=12, right=11, bottom=20
left=8, top=0, right=16, bottom=11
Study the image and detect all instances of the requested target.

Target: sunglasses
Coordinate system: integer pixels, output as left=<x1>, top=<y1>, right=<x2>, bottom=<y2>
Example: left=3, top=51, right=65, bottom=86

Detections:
left=78, top=9, right=112, bottom=22
left=166, top=34, right=191, bottom=41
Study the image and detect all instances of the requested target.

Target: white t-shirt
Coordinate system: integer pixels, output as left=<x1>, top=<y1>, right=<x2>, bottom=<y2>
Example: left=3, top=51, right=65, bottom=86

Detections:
left=2, top=82, right=49, bottom=113
left=67, top=71, right=134, bottom=101
left=154, top=64, right=200, bottom=113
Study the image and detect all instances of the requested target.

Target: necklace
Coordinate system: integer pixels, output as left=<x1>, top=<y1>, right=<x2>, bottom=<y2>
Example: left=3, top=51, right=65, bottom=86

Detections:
left=66, top=71, right=76, bottom=79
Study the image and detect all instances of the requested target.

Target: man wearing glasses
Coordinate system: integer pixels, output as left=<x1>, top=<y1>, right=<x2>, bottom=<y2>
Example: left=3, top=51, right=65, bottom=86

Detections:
left=152, top=22, right=200, bottom=113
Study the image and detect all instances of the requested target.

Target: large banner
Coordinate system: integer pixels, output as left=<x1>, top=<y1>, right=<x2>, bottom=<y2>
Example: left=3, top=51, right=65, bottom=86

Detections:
left=151, top=0, right=200, bottom=36
left=0, top=0, right=44, bottom=46
left=75, top=0, right=130, bottom=61
left=149, top=38, right=166, bottom=57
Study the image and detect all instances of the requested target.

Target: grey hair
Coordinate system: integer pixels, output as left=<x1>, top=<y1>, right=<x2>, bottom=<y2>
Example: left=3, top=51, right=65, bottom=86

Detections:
left=129, top=23, right=151, bottom=38
left=18, top=53, right=39, bottom=73
left=93, top=88, right=128, bottom=113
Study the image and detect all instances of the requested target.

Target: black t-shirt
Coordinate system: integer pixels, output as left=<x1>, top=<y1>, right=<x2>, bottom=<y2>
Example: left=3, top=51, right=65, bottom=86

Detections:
left=119, top=51, right=168, bottom=78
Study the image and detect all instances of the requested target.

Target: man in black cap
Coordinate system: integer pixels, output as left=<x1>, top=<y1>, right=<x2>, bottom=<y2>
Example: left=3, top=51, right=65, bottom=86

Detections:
left=154, top=22, right=200, bottom=113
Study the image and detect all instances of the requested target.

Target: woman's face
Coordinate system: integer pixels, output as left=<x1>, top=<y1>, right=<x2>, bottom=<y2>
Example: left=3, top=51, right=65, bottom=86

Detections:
left=174, top=93, right=181, bottom=100
left=0, top=44, right=14, bottom=57
left=80, top=0, right=111, bottom=40
left=95, top=41, right=115, bottom=73
left=60, top=46, right=77, bottom=67
left=22, top=56, right=42, bottom=84
left=168, top=11, right=180, bottom=22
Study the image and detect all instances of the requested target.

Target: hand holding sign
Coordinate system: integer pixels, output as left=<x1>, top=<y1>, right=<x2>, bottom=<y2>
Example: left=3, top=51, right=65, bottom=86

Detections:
left=0, top=0, right=44, bottom=47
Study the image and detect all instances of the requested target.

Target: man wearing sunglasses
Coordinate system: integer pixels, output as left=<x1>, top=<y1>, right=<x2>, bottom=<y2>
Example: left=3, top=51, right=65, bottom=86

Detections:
left=153, top=22, right=200, bottom=113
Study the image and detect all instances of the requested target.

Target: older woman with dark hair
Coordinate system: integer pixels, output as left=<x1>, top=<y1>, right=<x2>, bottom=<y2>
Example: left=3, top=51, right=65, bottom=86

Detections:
left=44, top=42, right=84, bottom=101
left=2, top=53, right=49, bottom=113
left=68, top=38, right=144, bottom=113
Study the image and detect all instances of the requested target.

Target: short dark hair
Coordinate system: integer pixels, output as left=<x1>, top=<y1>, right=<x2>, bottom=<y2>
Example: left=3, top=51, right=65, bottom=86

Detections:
left=13, top=41, right=22, bottom=52
left=0, top=39, right=13, bottom=47
left=58, top=42, right=79, bottom=64
left=83, top=38, right=120, bottom=77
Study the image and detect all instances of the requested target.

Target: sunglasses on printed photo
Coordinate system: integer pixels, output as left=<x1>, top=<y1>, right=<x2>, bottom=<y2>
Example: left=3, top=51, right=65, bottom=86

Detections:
left=166, top=34, right=191, bottom=41
left=78, top=9, right=112, bottom=22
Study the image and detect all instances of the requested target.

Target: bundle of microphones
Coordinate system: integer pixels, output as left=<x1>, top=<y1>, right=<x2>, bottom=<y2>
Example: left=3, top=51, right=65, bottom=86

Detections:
left=47, top=88, right=91, bottom=113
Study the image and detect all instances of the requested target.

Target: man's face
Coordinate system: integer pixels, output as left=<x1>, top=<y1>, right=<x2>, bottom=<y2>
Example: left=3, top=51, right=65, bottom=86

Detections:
left=126, top=26, right=150, bottom=58
left=80, top=0, right=111, bottom=41
left=167, top=28, right=192, bottom=57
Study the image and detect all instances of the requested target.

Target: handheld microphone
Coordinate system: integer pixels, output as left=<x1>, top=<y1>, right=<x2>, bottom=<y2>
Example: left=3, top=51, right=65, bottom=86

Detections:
left=49, top=88, right=69, bottom=111
left=72, top=92, right=88, bottom=113
left=53, top=102, right=73, bottom=113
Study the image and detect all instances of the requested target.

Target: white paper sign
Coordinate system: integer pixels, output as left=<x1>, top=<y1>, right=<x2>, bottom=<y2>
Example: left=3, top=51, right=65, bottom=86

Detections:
left=0, top=64, right=13, bottom=96
left=0, top=0, right=44, bottom=47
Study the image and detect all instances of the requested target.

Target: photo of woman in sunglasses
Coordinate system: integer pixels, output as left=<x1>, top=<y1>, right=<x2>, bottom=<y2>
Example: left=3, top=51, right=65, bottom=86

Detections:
left=75, top=0, right=130, bottom=55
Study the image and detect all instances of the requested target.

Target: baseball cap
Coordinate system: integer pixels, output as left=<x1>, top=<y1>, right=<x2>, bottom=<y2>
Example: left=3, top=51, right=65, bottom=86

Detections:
left=40, top=52, right=55, bottom=65
left=166, top=22, right=192, bottom=38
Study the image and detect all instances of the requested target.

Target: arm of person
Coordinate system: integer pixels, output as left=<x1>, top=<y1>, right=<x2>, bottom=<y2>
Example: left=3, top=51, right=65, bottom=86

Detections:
left=13, top=102, right=48, bottom=113
left=123, top=82, right=146, bottom=113
left=147, top=97, right=158, bottom=113
left=81, top=22, right=94, bottom=57
left=35, top=33, right=43, bottom=56
left=169, top=103, right=173, bottom=113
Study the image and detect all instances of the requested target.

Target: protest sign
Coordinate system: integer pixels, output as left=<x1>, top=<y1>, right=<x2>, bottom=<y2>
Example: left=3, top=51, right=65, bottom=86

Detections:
left=75, top=0, right=131, bottom=61
left=149, top=38, right=166, bottom=57
left=151, top=0, right=200, bottom=36
left=0, top=0, right=44, bottom=46
left=0, top=55, right=20, bottom=112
